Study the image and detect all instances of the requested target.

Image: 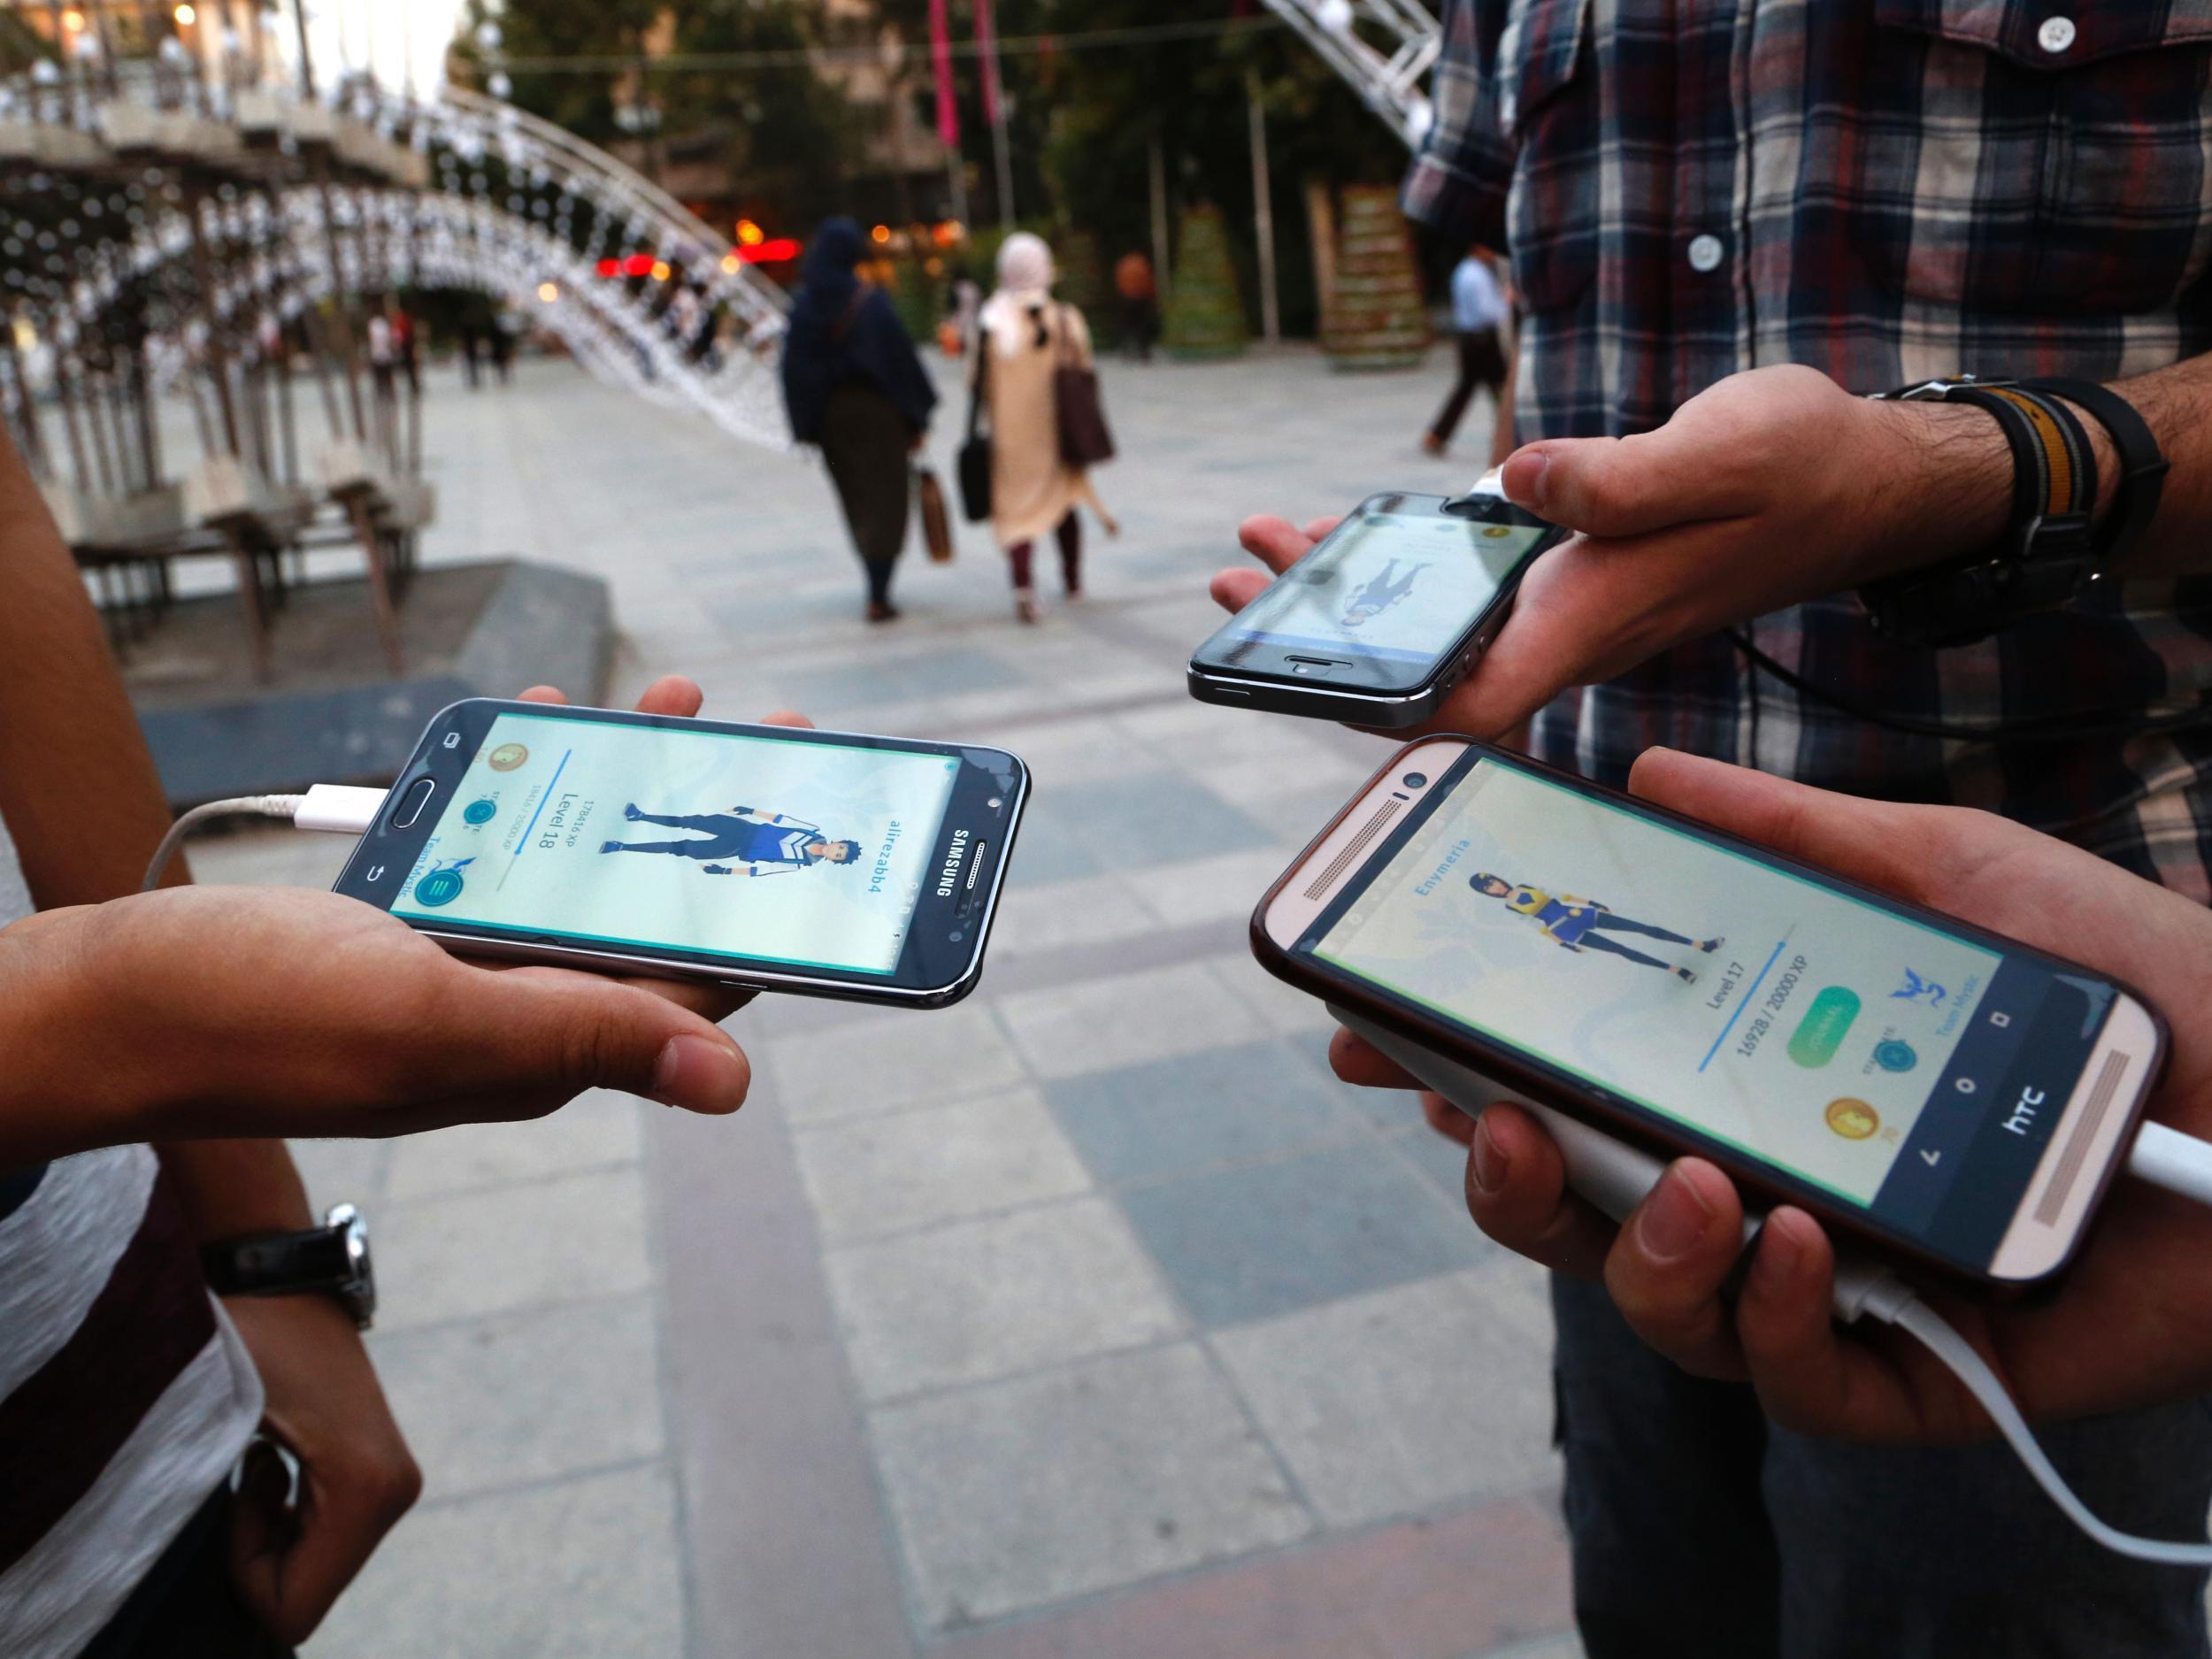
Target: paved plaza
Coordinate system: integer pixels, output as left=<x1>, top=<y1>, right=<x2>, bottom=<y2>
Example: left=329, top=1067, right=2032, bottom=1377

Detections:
left=187, top=344, right=1581, bottom=1658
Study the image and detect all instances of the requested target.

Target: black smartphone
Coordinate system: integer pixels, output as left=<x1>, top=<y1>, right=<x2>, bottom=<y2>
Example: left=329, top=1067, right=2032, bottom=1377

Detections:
left=333, top=700, right=1028, bottom=1008
left=1254, top=736, right=2165, bottom=1287
left=1187, top=491, right=1565, bottom=725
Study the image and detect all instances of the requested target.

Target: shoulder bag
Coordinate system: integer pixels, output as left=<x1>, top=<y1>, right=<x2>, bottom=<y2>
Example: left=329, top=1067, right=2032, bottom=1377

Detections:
left=1054, top=304, right=1116, bottom=468
left=956, top=339, right=994, bottom=523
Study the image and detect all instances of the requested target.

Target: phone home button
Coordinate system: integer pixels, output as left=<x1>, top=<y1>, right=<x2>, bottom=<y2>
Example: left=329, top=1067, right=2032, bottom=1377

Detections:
left=390, top=777, right=439, bottom=830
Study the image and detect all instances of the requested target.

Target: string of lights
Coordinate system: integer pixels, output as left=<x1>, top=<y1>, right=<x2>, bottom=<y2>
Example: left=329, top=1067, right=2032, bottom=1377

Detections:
left=494, top=13, right=1287, bottom=76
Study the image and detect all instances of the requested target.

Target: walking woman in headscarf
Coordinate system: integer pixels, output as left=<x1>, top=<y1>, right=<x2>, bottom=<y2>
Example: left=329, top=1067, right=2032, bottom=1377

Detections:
left=781, top=218, right=939, bottom=623
left=975, top=232, right=1114, bottom=623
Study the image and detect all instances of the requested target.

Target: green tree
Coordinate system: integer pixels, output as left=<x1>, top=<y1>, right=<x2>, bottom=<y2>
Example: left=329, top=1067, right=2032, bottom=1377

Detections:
left=456, top=0, right=658, bottom=149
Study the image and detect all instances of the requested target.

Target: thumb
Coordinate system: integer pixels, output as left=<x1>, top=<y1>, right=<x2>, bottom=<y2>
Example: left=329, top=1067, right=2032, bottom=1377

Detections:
left=425, top=964, right=752, bottom=1118
left=1500, top=424, right=1755, bottom=539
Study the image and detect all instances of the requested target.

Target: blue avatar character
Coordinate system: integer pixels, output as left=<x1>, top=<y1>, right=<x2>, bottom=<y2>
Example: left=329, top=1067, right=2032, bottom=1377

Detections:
left=600, top=804, right=862, bottom=877
left=1342, top=558, right=1421, bottom=627
left=1471, top=872, right=1724, bottom=984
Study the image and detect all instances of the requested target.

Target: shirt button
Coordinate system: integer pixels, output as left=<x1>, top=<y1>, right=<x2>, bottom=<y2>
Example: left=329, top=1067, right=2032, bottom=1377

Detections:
left=2037, top=15, right=2076, bottom=52
left=1686, top=233, right=1725, bottom=273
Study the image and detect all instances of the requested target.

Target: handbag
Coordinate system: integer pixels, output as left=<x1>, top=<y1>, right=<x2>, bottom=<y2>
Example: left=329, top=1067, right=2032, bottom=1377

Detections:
left=956, top=341, right=993, bottom=523
left=1053, top=304, right=1116, bottom=468
left=916, top=466, right=955, bottom=563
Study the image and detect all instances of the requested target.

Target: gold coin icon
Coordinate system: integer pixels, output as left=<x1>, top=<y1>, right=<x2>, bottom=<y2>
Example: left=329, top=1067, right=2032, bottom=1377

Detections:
left=1481, top=524, right=1515, bottom=538
left=488, top=742, right=530, bottom=772
left=1825, top=1098, right=1879, bottom=1141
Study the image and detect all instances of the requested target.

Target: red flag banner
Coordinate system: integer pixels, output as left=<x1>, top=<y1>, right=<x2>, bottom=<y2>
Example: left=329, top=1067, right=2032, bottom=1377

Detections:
left=975, top=0, right=1004, bottom=128
left=930, top=0, right=959, bottom=148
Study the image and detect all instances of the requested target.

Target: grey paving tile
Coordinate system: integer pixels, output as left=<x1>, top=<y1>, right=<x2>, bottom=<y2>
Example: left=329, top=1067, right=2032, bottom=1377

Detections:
left=997, top=958, right=1270, bottom=1081
left=823, top=1196, right=1180, bottom=1401
left=1043, top=1038, right=1363, bottom=1188
left=791, top=1086, right=1094, bottom=1246
left=1051, top=769, right=1273, bottom=869
left=768, top=1002, right=1025, bottom=1125
left=1220, top=956, right=1348, bottom=1040
left=988, top=871, right=1158, bottom=956
left=870, top=1342, right=1311, bottom=1631
left=305, top=1463, right=683, bottom=1659
left=1135, top=846, right=1304, bottom=926
left=383, top=1091, right=642, bottom=1203
left=1121, top=1138, right=1488, bottom=1328
left=774, top=647, right=1027, bottom=712
left=285, top=1139, right=388, bottom=1213
left=1212, top=1264, right=1559, bottom=1527
left=367, top=1295, right=663, bottom=1502
left=1001, top=795, right=1108, bottom=887
left=375, top=1167, right=651, bottom=1331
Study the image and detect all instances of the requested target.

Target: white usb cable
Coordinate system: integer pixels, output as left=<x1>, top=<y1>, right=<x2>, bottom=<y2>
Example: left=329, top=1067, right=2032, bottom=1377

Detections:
left=1331, top=1008, right=2212, bottom=1569
left=141, top=784, right=390, bottom=892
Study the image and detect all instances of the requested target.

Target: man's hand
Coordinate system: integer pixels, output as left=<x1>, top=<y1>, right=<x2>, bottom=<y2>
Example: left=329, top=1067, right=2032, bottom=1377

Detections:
left=225, top=1295, right=419, bottom=1645
left=0, top=677, right=822, bottom=1164
left=1213, top=365, right=2014, bottom=741
left=1332, top=751, right=2212, bottom=1441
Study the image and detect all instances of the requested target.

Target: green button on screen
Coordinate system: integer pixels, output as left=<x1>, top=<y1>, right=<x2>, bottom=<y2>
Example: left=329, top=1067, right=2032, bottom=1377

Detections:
left=1788, top=987, right=1861, bottom=1069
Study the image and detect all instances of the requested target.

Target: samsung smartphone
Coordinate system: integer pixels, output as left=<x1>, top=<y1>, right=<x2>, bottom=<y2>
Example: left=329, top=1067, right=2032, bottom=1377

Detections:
left=1188, top=491, right=1566, bottom=725
left=1255, top=737, right=2165, bottom=1286
left=333, top=700, right=1028, bottom=1008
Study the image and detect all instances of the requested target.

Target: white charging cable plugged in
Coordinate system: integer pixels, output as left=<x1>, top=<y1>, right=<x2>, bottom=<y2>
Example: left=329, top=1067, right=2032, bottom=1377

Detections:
left=141, top=784, right=390, bottom=892
left=1328, top=1007, right=2212, bottom=1569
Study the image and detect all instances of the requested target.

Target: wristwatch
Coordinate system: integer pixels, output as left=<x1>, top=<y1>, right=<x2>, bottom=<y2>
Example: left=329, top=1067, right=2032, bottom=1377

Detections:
left=1858, top=375, right=2101, bottom=649
left=201, top=1202, right=377, bottom=1330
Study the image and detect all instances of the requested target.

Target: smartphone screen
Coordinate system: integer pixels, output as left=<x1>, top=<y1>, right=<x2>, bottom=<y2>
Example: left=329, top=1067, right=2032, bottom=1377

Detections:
left=1210, top=503, right=1549, bottom=676
left=343, top=703, right=1022, bottom=998
left=1293, top=750, right=2125, bottom=1272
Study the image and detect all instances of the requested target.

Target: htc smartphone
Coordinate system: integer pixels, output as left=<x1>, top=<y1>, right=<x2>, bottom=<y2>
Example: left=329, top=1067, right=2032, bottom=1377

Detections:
left=1188, top=491, right=1565, bottom=726
left=334, top=700, right=1027, bottom=1008
left=1254, top=737, right=2165, bottom=1286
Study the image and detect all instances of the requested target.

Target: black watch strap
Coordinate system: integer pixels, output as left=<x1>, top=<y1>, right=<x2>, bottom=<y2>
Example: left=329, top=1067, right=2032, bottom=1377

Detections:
left=201, top=1203, right=375, bottom=1328
left=1859, top=377, right=2101, bottom=648
left=2016, top=376, right=2169, bottom=570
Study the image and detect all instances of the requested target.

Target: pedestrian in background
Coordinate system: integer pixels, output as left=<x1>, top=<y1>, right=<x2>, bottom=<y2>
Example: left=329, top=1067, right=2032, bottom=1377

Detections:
left=1420, top=246, right=1509, bottom=457
left=780, top=218, right=939, bottom=624
left=978, top=232, right=1114, bottom=624
left=1113, top=249, right=1158, bottom=361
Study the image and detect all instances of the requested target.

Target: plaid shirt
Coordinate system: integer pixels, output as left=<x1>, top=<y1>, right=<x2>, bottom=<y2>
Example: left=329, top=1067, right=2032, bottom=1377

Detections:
left=1402, top=0, right=2212, bottom=902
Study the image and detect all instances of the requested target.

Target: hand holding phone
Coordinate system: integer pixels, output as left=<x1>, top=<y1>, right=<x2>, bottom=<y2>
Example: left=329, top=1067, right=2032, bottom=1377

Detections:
left=1294, top=746, right=2212, bottom=1440
left=335, top=698, right=1026, bottom=1008
left=1191, top=492, right=1565, bottom=726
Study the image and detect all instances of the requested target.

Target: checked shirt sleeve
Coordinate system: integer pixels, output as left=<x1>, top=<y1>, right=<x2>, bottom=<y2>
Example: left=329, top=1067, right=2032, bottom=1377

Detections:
left=1400, top=0, right=1512, bottom=248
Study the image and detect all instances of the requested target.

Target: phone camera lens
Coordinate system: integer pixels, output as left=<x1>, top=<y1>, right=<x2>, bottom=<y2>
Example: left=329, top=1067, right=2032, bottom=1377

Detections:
left=987, top=796, right=1002, bottom=810
left=1402, top=772, right=1428, bottom=788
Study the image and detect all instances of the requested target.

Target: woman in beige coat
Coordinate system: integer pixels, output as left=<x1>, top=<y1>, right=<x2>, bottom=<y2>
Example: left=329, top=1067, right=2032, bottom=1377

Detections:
left=975, top=233, right=1113, bottom=623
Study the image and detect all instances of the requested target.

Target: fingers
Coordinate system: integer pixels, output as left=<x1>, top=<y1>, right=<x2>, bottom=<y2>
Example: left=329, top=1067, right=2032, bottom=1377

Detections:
left=515, top=684, right=566, bottom=705
left=1626, top=748, right=1990, bottom=909
left=758, top=710, right=814, bottom=729
left=1326, top=1026, right=1425, bottom=1089
left=1600, top=1159, right=1751, bottom=1380
left=426, top=962, right=751, bottom=1118
left=1422, top=1091, right=1476, bottom=1148
left=1235, top=513, right=1325, bottom=576
left=634, top=675, right=705, bottom=718
left=1498, top=414, right=1760, bottom=540
left=1210, top=566, right=1271, bottom=614
left=1464, top=1102, right=1617, bottom=1279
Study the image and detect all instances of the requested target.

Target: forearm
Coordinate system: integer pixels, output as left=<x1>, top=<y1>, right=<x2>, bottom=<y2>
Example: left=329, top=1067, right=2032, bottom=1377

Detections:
left=2087, top=354, right=2212, bottom=576
left=0, top=430, right=182, bottom=904
left=157, top=1138, right=314, bottom=1240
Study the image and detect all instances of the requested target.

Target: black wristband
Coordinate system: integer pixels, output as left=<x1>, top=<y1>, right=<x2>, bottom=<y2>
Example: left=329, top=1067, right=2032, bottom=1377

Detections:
left=2017, top=377, right=2169, bottom=569
left=1859, top=377, right=2101, bottom=647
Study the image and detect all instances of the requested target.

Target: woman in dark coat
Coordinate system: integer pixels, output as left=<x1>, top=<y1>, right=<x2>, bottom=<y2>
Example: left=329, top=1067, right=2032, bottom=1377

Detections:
left=780, top=219, right=939, bottom=622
